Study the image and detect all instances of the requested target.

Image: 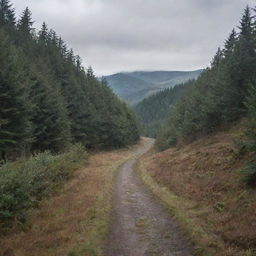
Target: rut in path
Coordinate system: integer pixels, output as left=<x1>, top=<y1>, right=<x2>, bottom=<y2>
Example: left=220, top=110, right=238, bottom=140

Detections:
left=105, top=138, right=192, bottom=256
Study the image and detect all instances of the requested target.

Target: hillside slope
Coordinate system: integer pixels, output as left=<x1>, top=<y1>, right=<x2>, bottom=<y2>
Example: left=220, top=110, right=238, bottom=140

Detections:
left=135, top=80, right=194, bottom=138
left=139, top=125, right=256, bottom=256
left=103, top=70, right=202, bottom=104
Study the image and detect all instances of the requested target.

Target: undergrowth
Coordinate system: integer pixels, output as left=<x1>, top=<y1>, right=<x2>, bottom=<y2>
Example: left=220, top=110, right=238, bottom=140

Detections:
left=0, top=144, right=87, bottom=230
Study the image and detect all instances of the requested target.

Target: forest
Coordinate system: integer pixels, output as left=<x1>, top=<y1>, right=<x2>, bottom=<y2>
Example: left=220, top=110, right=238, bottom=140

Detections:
left=135, top=80, right=194, bottom=137
left=1, top=1, right=256, bottom=255
left=155, top=6, right=256, bottom=150
left=135, top=5, right=256, bottom=185
left=136, top=6, right=255, bottom=151
left=0, top=0, right=140, bottom=162
left=0, top=0, right=139, bottom=228
left=163, top=6, right=256, bottom=186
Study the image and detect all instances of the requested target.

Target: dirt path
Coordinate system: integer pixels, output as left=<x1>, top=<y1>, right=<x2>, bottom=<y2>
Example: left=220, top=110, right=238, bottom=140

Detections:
left=105, top=138, right=192, bottom=256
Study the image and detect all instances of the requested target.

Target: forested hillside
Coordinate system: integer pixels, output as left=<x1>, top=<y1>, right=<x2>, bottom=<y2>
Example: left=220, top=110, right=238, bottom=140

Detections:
left=0, top=0, right=139, bottom=161
left=156, top=6, right=256, bottom=158
left=103, top=70, right=202, bottom=104
left=135, top=80, right=195, bottom=137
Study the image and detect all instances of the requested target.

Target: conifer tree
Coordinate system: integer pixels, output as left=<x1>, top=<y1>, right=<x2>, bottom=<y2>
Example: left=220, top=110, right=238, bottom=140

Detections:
left=211, top=47, right=223, bottom=68
left=233, top=6, right=256, bottom=99
left=0, top=0, right=140, bottom=158
left=239, top=6, right=254, bottom=38
left=0, top=0, right=15, bottom=26
left=38, top=22, right=48, bottom=42
left=29, top=76, right=71, bottom=152
left=0, top=29, right=31, bottom=158
left=223, top=29, right=237, bottom=57
left=17, top=7, right=33, bottom=36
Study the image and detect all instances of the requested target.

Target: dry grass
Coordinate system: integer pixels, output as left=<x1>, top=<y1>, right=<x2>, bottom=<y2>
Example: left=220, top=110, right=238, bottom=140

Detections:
left=0, top=141, right=142, bottom=256
left=139, top=126, right=256, bottom=256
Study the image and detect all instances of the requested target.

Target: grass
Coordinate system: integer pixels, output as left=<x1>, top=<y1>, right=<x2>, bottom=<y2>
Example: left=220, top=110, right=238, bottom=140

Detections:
left=68, top=160, right=126, bottom=256
left=137, top=127, right=256, bottom=256
left=0, top=144, right=88, bottom=231
left=136, top=160, right=220, bottom=256
left=0, top=140, right=142, bottom=256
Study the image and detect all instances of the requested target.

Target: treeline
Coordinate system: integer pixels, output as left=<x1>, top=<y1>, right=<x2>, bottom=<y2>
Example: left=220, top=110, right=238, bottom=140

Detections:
left=134, top=80, right=195, bottom=138
left=156, top=5, right=256, bottom=155
left=0, top=0, right=139, bottom=161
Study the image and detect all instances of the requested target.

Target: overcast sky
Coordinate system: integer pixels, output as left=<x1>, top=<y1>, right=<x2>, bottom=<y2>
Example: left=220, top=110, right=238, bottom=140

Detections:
left=12, top=0, right=255, bottom=76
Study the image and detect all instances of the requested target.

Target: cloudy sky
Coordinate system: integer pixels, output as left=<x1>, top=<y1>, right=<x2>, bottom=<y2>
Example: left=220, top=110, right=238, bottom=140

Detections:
left=12, top=0, right=255, bottom=75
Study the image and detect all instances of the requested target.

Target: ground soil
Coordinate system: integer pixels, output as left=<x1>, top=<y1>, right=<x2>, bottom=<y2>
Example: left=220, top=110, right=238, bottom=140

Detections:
left=142, top=126, right=256, bottom=255
left=0, top=144, right=141, bottom=256
left=0, top=139, right=194, bottom=256
left=105, top=138, right=192, bottom=256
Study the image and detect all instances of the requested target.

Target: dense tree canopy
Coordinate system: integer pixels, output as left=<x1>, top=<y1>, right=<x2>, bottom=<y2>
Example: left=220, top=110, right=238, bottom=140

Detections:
left=134, top=81, right=194, bottom=137
left=154, top=5, right=256, bottom=150
left=0, top=1, right=139, bottom=160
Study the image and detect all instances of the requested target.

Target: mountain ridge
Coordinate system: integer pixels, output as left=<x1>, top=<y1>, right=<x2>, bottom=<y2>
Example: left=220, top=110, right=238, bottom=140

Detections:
left=102, top=69, right=203, bottom=104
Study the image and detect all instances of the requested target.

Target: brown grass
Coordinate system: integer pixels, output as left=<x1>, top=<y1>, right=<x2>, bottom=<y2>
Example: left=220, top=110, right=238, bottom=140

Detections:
left=0, top=141, right=142, bottom=256
left=140, top=126, right=256, bottom=256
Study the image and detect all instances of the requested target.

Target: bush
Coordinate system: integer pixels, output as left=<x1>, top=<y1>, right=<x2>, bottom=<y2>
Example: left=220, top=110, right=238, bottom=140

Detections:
left=242, top=162, right=256, bottom=187
left=0, top=144, right=87, bottom=229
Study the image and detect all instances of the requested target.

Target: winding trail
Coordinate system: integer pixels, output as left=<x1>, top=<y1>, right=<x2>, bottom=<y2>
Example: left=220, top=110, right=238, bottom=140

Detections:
left=105, top=138, right=192, bottom=256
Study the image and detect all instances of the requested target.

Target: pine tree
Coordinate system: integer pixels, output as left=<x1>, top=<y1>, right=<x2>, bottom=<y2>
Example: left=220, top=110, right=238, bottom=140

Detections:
left=234, top=6, right=256, bottom=99
left=17, top=7, right=33, bottom=36
left=38, top=22, right=48, bottom=43
left=0, top=1, right=140, bottom=155
left=0, top=0, right=15, bottom=26
left=211, top=47, right=223, bottom=68
left=0, top=29, right=31, bottom=159
left=57, top=37, right=67, bottom=57
left=87, top=66, right=94, bottom=78
left=239, top=6, right=254, bottom=38
left=223, top=29, right=237, bottom=57
left=29, top=75, right=71, bottom=152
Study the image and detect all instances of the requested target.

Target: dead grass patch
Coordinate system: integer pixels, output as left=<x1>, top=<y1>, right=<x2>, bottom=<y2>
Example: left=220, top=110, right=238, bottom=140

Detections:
left=138, top=127, right=256, bottom=256
left=0, top=141, right=143, bottom=256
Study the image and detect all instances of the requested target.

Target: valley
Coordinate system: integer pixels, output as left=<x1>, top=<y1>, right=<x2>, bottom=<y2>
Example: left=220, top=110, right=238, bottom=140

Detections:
left=103, top=70, right=202, bottom=105
left=1, top=1, right=256, bottom=256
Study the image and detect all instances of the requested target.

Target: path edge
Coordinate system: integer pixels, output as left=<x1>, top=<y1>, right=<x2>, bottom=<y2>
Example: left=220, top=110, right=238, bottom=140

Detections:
left=135, top=159, right=222, bottom=256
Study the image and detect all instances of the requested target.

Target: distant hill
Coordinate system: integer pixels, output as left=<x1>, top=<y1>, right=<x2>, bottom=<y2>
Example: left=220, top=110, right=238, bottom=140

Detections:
left=102, top=70, right=203, bottom=105
left=135, top=80, right=194, bottom=138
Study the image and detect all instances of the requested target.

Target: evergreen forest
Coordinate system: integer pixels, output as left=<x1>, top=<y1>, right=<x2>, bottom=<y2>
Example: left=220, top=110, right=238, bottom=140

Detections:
left=135, top=80, right=194, bottom=137
left=0, top=0, right=140, bottom=162
left=136, top=5, right=256, bottom=163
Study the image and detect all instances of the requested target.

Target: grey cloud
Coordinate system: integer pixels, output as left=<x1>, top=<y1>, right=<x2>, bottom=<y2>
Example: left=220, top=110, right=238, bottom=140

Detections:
left=12, top=0, right=256, bottom=75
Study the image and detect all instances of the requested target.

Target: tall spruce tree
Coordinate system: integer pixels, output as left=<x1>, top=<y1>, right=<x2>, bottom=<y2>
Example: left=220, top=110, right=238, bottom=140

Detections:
left=236, top=6, right=255, bottom=80
left=29, top=75, right=71, bottom=152
left=17, top=7, right=33, bottom=36
left=0, top=29, right=31, bottom=159
left=211, top=47, right=223, bottom=68
left=223, top=29, right=237, bottom=57
left=0, top=0, right=15, bottom=26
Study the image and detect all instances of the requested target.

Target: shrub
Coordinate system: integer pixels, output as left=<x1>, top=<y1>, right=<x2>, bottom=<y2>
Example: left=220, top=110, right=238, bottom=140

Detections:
left=0, top=144, right=87, bottom=229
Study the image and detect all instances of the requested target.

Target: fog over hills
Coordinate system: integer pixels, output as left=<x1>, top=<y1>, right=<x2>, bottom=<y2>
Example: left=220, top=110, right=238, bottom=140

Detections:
left=103, top=69, right=203, bottom=104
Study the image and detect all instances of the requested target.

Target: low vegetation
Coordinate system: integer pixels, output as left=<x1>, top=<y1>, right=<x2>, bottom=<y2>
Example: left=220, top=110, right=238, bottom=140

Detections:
left=139, top=126, right=256, bottom=256
left=0, top=141, right=141, bottom=256
left=0, top=144, right=87, bottom=230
